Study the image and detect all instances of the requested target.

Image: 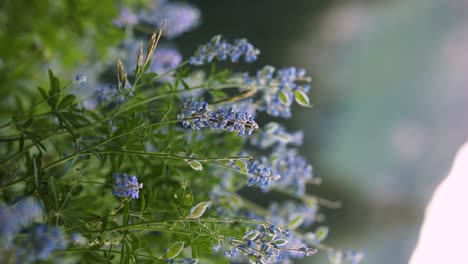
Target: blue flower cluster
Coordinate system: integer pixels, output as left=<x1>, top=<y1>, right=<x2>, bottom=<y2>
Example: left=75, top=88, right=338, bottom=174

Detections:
left=328, top=250, right=365, bottom=264
left=235, top=150, right=312, bottom=195
left=0, top=197, right=43, bottom=247
left=115, top=1, right=200, bottom=39
left=219, top=224, right=316, bottom=264
left=113, top=8, right=138, bottom=28
left=149, top=47, right=183, bottom=77
left=270, top=148, right=313, bottom=196
left=178, top=101, right=259, bottom=136
left=112, top=173, right=143, bottom=199
left=245, top=158, right=281, bottom=189
left=250, top=122, right=303, bottom=149
left=269, top=201, right=317, bottom=229
left=189, top=35, right=260, bottom=65
left=243, top=65, right=311, bottom=118
left=0, top=198, right=82, bottom=263
left=16, top=225, right=68, bottom=263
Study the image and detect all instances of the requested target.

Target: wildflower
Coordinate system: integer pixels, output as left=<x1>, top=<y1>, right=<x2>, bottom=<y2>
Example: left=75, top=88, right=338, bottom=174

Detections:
left=112, top=173, right=143, bottom=199
left=270, top=148, right=313, bottom=196
left=75, top=73, right=87, bottom=84
left=15, top=224, right=68, bottom=263
left=139, top=2, right=200, bottom=38
left=189, top=35, right=260, bottom=65
left=243, top=66, right=311, bottom=118
left=250, top=122, right=303, bottom=149
left=150, top=47, right=182, bottom=77
left=227, top=98, right=258, bottom=118
left=269, top=202, right=317, bottom=229
left=246, top=158, right=281, bottom=189
left=212, top=243, right=222, bottom=252
left=0, top=197, right=43, bottom=247
left=224, top=247, right=239, bottom=258
left=113, top=8, right=138, bottom=28
left=0, top=206, right=17, bottom=246
left=178, top=101, right=259, bottom=136
left=344, top=250, right=365, bottom=264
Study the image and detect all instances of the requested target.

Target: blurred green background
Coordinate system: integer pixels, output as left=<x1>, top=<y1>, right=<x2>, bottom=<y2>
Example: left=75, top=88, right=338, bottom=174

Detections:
left=3, top=0, right=468, bottom=263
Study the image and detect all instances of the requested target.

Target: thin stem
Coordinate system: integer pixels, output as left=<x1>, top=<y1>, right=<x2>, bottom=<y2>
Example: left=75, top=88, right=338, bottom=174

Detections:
left=61, top=248, right=166, bottom=262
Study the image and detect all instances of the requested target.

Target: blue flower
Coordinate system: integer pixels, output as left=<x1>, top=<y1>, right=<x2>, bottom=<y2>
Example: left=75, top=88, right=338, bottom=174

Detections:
left=0, top=197, right=43, bottom=247
left=250, top=122, right=303, bottom=149
left=245, top=158, right=281, bottom=189
left=243, top=66, right=311, bottom=118
left=270, top=148, right=313, bottom=196
left=112, top=173, right=143, bottom=199
left=178, top=101, right=259, bottom=136
left=189, top=35, right=260, bottom=65
left=15, top=224, right=68, bottom=263
left=150, top=47, right=182, bottom=79
left=239, top=148, right=313, bottom=195
left=113, top=8, right=138, bottom=28
left=75, top=73, right=87, bottom=84
left=138, top=2, right=200, bottom=38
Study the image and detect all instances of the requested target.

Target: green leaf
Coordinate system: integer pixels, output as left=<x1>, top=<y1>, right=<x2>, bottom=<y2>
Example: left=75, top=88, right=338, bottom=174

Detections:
left=272, top=239, right=288, bottom=247
left=165, top=241, right=185, bottom=259
left=188, top=201, right=211, bottom=219
left=48, top=177, right=59, bottom=209
left=186, top=160, right=203, bottom=171
left=243, top=230, right=260, bottom=240
left=61, top=196, right=96, bottom=212
left=314, top=226, right=329, bottom=243
left=234, top=160, right=248, bottom=174
left=278, top=90, right=291, bottom=105
left=180, top=79, right=190, bottom=90
left=48, top=69, right=56, bottom=92
left=37, top=87, right=48, bottom=100
left=191, top=246, right=198, bottom=259
left=58, top=94, right=76, bottom=109
left=294, top=90, right=311, bottom=107
left=100, top=214, right=108, bottom=234
left=62, top=156, right=77, bottom=177
left=24, top=131, right=47, bottom=152
left=140, top=194, right=146, bottom=213
left=288, top=215, right=305, bottom=229
left=328, top=250, right=343, bottom=264
left=19, top=133, right=24, bottom=151
left=21, top=118, right=33, bottom=129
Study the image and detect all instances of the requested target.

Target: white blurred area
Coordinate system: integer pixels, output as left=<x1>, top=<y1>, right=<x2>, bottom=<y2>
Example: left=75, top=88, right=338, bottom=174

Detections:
left=410, top=142, right=468, bottom=263
left=289, top=0, right=468, bottom=263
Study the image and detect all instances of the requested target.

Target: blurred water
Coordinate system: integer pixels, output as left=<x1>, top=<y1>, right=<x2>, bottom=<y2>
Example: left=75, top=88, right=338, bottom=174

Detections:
left=292, top=0, right=468, bottom=262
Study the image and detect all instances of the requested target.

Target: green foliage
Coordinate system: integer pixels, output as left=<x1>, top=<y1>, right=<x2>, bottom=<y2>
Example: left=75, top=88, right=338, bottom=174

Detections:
left=0, top=0, right=123, bottom=112
left=0, top=2, right=363, bottom=263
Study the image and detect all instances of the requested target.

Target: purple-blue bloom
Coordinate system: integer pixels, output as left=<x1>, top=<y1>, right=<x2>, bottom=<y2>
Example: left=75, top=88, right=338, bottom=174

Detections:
left=178, top=101, right=259, bottom=136
left=15, top=224, right=68, bottom=263
left=0, top=197, right=43, bottom=247
left=270, top=148, right=313, bottom=196
left=150, top=47, right=182, bottom=78
left=189, top=35, right=260, bottom=65
left=138, top=2, right=200, bottom=39
left=113, top=8, right=138, bottom=28
left=75, top=73, right=87, bottom=84
left=250, top=122, right=303, bottom=149
left=112, top=173, right=143, bottom=199
left=243, top=66, right=311, bottom=118
left=245, top=158, right=281, bottom=189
